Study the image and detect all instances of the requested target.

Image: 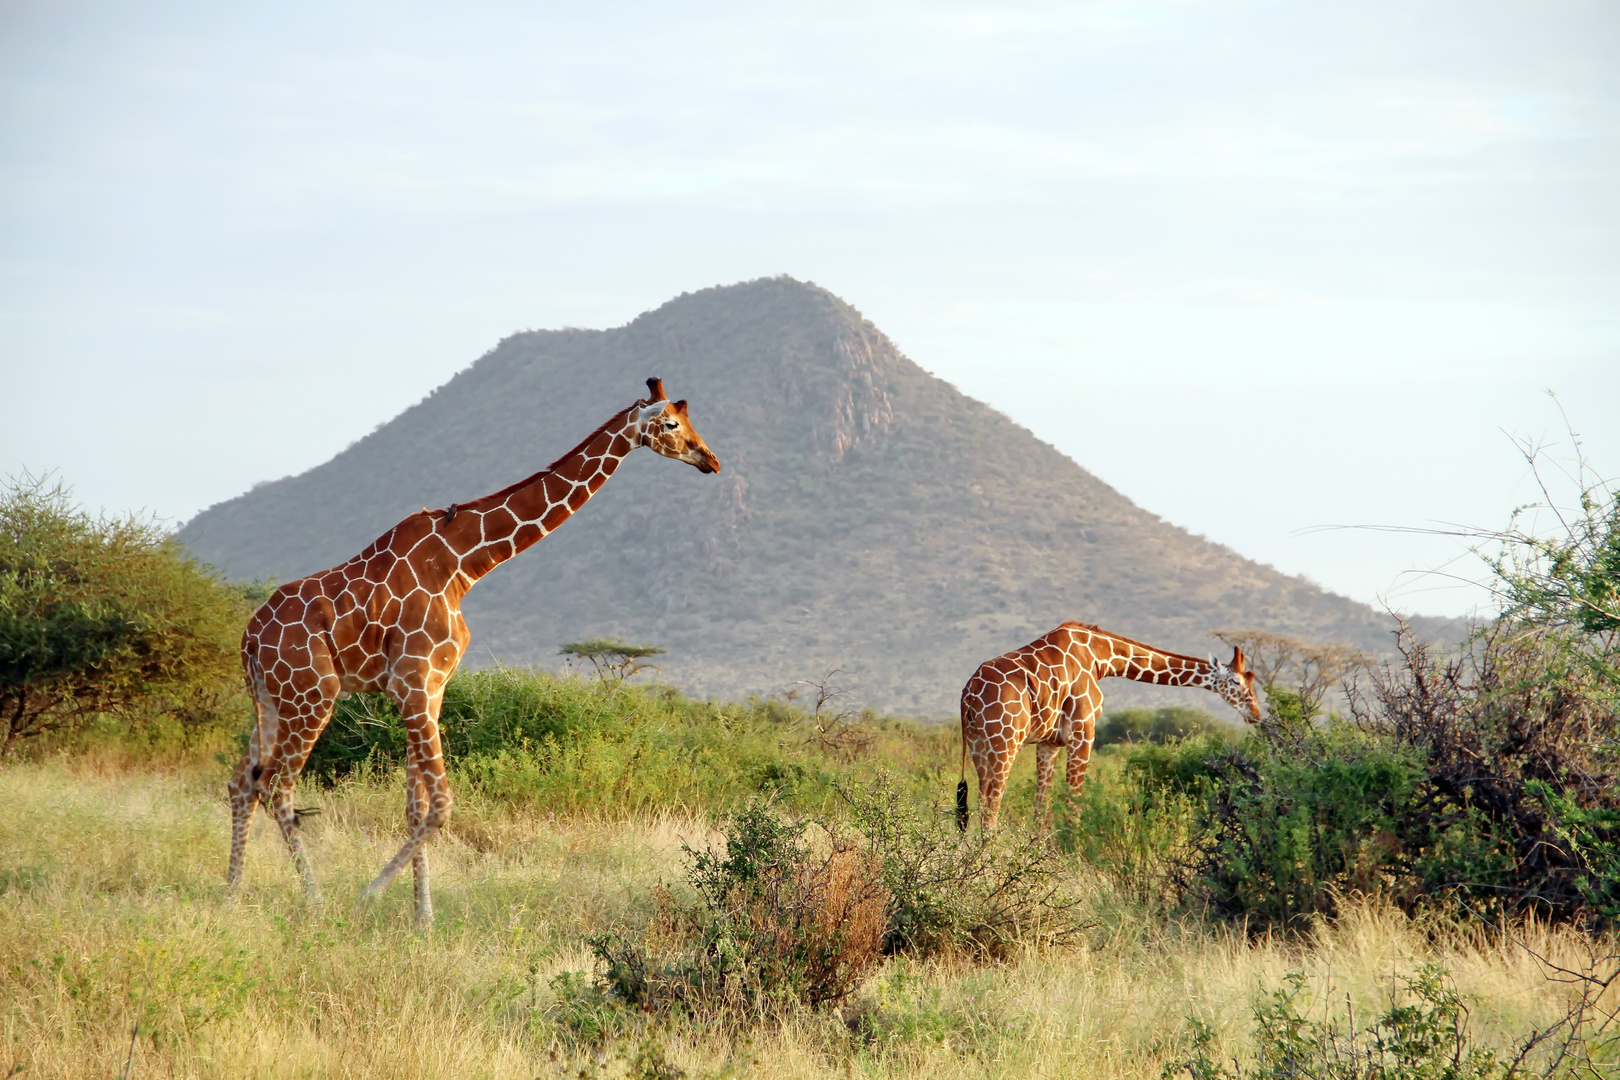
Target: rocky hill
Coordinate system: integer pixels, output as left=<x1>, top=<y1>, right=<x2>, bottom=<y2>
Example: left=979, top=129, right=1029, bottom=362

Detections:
left=179, top=277, right=1453, bottom=716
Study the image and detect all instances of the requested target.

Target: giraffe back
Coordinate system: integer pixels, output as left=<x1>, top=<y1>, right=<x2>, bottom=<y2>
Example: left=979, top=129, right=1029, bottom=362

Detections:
left=242, top=509, right=474, bottom=705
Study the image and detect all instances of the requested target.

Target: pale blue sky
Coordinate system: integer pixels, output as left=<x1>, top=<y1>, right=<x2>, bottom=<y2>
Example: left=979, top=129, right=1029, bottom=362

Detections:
left=3, top=0, right=1616, bottom=617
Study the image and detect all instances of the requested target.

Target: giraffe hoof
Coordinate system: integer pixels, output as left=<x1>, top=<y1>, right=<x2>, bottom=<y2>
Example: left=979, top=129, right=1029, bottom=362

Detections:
left=360, top=869, right=403, bottom=909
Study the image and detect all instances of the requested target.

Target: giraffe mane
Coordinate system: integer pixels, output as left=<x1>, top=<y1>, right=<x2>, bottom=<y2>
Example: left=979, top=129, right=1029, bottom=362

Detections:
left=461, top=401, right=640, bottom=508
left=1059, top=621, right=1211, bottom=668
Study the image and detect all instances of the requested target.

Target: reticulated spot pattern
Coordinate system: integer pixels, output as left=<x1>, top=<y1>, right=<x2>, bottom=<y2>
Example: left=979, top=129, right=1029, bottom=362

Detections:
left=959, top=621, right=1263, bottom=830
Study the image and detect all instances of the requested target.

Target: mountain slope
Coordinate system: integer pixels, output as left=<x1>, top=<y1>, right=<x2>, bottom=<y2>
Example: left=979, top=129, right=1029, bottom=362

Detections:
left=180, top=277, right=1450, bottom=715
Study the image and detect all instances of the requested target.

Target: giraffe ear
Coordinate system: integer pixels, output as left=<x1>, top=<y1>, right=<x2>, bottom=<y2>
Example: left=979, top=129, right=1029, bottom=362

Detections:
left=1231, top=646, right=1247, bottom=674
left=672, top=399, right=688, bottom=415
left=645, top=377, right=667, bottom=402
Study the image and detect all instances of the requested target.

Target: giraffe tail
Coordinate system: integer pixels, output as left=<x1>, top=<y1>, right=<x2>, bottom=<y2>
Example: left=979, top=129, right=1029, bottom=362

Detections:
left=956, top=704, right=970, bottom=832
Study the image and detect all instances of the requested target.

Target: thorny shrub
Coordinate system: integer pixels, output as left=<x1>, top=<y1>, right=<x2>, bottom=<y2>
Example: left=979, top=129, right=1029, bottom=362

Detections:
left=1357, top=620, right=1620, bottom=927
left=1124, top=618, right=1620, bottom=931
left=588, top=799, right=888, bottom=1022
left=577, top=781, right=1087, bottom=1029
left=838, top=778, right=1088, bottom=958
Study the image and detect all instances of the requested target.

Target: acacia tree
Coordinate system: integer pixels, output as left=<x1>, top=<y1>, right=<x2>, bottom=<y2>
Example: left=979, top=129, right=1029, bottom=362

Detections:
left=0, top=473, right=247, bottom=756
left=558, top=638, right=666, bottom=685
left=1211, top=628, right=1371, bottom=716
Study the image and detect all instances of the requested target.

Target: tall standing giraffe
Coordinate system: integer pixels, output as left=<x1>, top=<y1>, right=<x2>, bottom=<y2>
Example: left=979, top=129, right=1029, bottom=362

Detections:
left=956, top=621, right=1262, bottom=831
left=226, top=378, right=719, bottom=925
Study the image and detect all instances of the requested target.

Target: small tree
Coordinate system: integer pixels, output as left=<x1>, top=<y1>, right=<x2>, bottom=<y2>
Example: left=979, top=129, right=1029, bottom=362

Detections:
left=1212, top=628, right=1371, bottom=716
left=0, top=472, right=247, bottom=756
left=558, top=638, right=665, bottom=685
left=1478, top=413, right=1619, bottom=687
left=792, top=668, right=873, bottom=761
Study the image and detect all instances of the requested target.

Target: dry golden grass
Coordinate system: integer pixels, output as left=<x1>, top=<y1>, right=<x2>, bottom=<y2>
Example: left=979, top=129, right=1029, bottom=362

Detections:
left=0, top=755, right=1598, bottom=1078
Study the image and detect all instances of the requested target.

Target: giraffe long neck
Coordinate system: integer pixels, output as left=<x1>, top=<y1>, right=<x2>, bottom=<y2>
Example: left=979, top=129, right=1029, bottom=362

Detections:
left=1097, top=635, right=1212, bottom=689
left=449, top=407, right=644, bottom=585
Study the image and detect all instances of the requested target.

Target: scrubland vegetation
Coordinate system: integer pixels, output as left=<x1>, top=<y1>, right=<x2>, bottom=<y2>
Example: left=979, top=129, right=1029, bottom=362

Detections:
left=3, top=664, right=1615, bottom=1079
left=0, top=704, right=1601, bottom=1079
left=4, top=446, right=1619, bottom=1078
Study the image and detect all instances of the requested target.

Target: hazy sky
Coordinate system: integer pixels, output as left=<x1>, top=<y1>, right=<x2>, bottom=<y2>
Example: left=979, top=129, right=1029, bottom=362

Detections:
left=3, top=0, right=1616, bottom=618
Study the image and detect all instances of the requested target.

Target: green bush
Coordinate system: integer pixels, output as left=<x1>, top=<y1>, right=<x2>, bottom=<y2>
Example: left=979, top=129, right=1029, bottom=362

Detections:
left=304, top=668, right=946, bottom=819
left=1361, top=621, right=1620, bottom=927
left=1530, top=780, right=1620, bottom=922
left=573, top=779, right=1087, bottom=1029
left=305, top=666, right=593, bottom=785
left=1055, top=744, right=1200, bottom=902
left=1170, top=964, right=1514, bottom=1080
left=586, top=798, right=888, bottom=1021
left=0, top=473, right=251, bottom=756
left=1128, top=651, right=1620, bottom=932
left=1127, top=719, right=1514, bottom=931
left=837, top=777, right=1087, bottom=958
left=1096, top=706, right=1232, bottom=747
left=1177, top=724, right=1437, bottom=929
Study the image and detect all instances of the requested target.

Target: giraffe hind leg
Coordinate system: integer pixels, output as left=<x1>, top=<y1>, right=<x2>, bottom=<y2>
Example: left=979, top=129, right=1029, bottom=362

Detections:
left=225, top=747, right=260, bottom=894
left=974, top=673, right=1031, bottom=830
left=973, top=718, right=1018, bottom=830
left=253, top=646, right=339, bottom=905
left=362, top=684, right=452, bottom=928
left=407, top=761, right=433, bottom=926
left=270, top=778, right=322, bottom=904
left=1034, top=743, right=1058, bottom=834
left=226, top=673, right=277, bottom=893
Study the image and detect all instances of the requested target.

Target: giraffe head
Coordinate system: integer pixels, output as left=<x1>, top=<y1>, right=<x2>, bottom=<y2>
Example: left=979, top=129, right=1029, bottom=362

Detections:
left=1207, top=646, right=1262, bottom=723
left=635, top=377, right=720, bottom=474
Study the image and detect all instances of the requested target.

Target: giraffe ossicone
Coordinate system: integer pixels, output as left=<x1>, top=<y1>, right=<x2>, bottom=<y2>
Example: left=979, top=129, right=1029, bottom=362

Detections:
left=956, top=621, right=1262, bottom=832
left=225, top=377, right=720, bottom=925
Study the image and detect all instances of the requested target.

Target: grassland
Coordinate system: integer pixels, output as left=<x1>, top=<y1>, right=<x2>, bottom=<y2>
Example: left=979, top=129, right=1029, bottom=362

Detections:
left=0, top=675, right=1603, bottom=1078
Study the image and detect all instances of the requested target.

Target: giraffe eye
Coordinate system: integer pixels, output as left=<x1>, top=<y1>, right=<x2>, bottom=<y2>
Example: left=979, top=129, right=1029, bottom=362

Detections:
left=662, top=420, right=679, bottom=431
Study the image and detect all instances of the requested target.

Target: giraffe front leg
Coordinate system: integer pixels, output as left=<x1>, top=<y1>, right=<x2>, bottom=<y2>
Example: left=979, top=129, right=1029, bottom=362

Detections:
left=1034, top=744, right=1060, bottom=834
left=1062, top=712, right=1098, bottom=825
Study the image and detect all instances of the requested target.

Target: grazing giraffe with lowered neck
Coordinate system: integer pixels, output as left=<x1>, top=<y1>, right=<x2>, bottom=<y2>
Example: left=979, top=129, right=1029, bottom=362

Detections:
left=226, top=378, right=719, bottom=925
left=956, top=621, right=1262, bottom=831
